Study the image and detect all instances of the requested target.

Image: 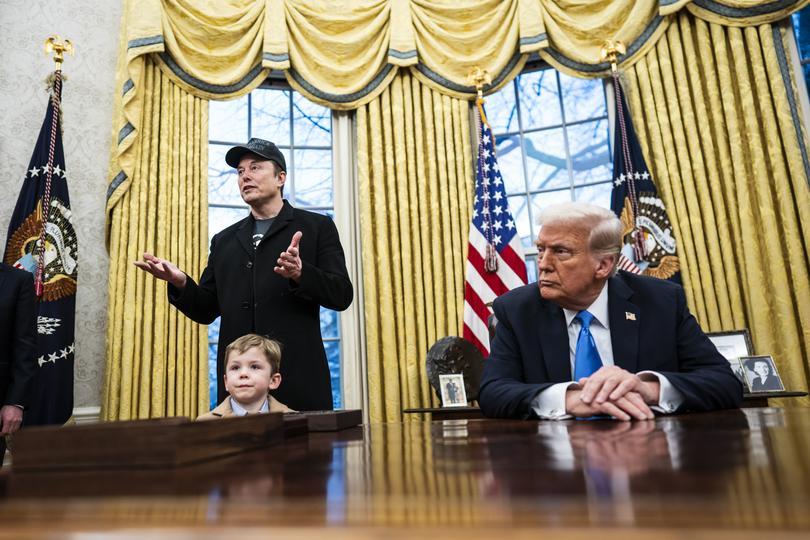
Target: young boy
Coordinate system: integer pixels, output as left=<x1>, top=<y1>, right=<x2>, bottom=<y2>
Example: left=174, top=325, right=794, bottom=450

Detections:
left=197, top=334, right=293, bottom=420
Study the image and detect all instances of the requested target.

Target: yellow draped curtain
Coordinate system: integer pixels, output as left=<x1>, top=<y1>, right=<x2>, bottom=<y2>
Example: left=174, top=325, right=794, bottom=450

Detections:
left=103, top=56, right=209, bottom=420
left=357, top=72, right=473, bottom=422
left=622, top=14, right=810, bottom=403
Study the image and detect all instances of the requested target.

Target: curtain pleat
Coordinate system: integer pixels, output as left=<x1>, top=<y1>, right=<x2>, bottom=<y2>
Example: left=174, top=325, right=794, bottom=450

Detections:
left=623, top=13, right=810, bottom=403
left=102, top=57, right=209, bottom=420
left=357, top=72, right=473, bottom=422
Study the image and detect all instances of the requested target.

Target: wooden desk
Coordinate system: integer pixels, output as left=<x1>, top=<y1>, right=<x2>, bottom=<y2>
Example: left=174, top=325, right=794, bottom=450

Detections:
left=1, top=407, right=809, bottom=539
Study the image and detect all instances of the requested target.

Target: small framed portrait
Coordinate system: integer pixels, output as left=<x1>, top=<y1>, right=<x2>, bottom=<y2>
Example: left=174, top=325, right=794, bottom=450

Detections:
left=707, top=330, right=754, bottom=389
left=439, top=374, right=467, bottom=408
left=741, top=355, right=784, bottom=393
left=707, top=329, right=754, bottom=360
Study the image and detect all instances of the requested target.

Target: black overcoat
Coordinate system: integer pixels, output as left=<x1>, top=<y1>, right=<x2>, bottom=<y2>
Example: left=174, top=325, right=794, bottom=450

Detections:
left=169, top=201, right=353, bottom=411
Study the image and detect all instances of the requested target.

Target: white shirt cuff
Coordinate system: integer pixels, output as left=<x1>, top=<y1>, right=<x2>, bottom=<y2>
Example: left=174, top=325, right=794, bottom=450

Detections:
left=531, top=382, right=579, bottom=420
left=638, top=371, right=684, bottom=414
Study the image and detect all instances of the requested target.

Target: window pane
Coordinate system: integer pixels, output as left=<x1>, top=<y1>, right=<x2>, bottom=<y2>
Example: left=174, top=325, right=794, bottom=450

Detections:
left=252, top=89, right=291, bottom=145
left=208, top=317, right=221, bottom=345
left=560, top=73, right=607, bottom=123
left=209, top=206, right=248, bottom=243
left=209, top=96, right=248, bottom=143
left=484, top=83, right=519, bottom=134
left=324, top=340, right=341, bottom=409
left=507, top=195, right=533, bottom=248
left=208, top=342, right=219, bottom=410
left=524, top=127, right=569, bottom=191
left=793, top=11, right=810, bottom=60
left=206, top=84, right=352, bottom=413
left=320, top=307, right=339, bottom=339
left=532, top=189, right=573, bottom=222
left=494, top=134, right=525, bottom=194
left=525, top=255, right=537, bottom=283
left=208, top=143, right=242, bottom=206
left=566, top=119, right=612, bottom=185
left=293, top=93, right=332, bottom=147
left=519, top=70, right=562, bottom=130
left=293, top=149, right=333, bottom=208
left=574, top=181, right=613, bottom=208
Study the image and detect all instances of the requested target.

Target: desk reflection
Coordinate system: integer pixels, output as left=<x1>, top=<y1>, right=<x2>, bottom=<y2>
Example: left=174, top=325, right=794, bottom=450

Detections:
left=1, top=408, right=809, bottom=532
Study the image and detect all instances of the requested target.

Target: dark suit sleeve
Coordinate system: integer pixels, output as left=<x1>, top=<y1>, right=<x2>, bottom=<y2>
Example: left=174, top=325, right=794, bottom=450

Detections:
left=479, top=298, right=552, bottom=419
left=292, top=217, right=353, bottom=311
left=6, top=271, right=37, bottom=407
left=660, top=286, right=743, bottom=411
left=168, top=237, right=221, bottom=324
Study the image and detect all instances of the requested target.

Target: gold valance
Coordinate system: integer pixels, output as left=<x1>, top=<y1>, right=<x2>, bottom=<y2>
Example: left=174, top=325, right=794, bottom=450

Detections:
left=107, top=0, right=809, bottom=221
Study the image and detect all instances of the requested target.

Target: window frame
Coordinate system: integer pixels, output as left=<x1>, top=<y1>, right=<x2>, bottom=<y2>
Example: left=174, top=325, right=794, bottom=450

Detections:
left=206, top=77, right=364, bottom=412
left=482, top=59, right=616, bottom=277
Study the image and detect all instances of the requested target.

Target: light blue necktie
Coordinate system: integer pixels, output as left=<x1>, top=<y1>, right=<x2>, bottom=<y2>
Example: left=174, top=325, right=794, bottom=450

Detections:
left=574, top=310, right=603, bottom=380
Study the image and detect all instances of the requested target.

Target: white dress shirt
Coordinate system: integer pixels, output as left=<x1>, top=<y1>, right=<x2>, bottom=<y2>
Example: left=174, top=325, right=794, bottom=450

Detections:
left=230, top=397, right=270, bottom=416
left=531, top=283, right=684, bottom=419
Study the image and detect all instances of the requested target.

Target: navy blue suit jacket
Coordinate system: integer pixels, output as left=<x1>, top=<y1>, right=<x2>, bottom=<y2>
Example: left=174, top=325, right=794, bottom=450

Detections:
left=479, top=272, right=743, bottom=419
left=0, top=263, right=37, bottom=408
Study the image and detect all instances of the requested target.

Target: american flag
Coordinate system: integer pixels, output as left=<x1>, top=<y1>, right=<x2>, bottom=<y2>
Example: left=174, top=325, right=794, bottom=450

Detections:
left=463, top=102, right=527, bottom=357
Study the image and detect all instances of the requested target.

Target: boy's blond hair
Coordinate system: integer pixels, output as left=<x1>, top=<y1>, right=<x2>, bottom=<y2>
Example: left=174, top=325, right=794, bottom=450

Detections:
left=225, top=334, right=282, bottom=374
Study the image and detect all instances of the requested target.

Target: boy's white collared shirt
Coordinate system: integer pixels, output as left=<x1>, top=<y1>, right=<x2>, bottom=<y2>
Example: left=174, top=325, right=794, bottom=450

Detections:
left=229, top=397, right=270, bottom=416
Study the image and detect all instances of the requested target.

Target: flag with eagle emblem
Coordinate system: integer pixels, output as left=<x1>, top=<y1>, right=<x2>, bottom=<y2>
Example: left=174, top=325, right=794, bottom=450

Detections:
left=610, top=75, right=681, bottom=283
left=3, top=71, right=77, bottom=425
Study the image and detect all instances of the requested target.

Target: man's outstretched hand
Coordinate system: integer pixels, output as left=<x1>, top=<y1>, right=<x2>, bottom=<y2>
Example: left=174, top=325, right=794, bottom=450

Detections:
left=134, top=253, right=187, bottom=289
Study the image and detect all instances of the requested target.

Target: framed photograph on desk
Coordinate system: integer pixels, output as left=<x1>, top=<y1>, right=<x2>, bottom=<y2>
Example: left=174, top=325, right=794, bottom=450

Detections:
left=707, top=330, right=754, bottom=392
left=741, top=355, right=785, bottom=393
left=439, top=374, right=467, bottom=407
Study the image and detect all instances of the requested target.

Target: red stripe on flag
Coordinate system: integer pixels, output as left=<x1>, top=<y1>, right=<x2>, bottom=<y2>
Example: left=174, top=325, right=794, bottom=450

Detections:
left=467, top=244, right=510, bottom=297
left=464, top=282, right=491, bottom=322
left=463, top=323, right=489, bottom=358
left=499, top=243, right=528, bottom=281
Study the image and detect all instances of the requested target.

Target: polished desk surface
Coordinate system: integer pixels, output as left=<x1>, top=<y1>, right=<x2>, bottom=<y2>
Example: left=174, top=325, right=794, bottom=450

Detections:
left=0, top=407, right=809, bottom=539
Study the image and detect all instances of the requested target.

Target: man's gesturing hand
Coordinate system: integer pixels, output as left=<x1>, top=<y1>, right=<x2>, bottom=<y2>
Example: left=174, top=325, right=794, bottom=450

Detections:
left=134, top=253, right=187, bottom=289
left=275, top=231, right=303, bottom=282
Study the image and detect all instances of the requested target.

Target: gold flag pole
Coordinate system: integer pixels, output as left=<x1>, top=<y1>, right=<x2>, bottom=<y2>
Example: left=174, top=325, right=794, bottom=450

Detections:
left=32, top=36, right=73, bottom=296
left=44, top=35, right=74, bottom=70
left=600, top=40, right=626, bottom=75
left=466, top=66, right=499, bottom=272
left=466, top=66, right=492, bottom=105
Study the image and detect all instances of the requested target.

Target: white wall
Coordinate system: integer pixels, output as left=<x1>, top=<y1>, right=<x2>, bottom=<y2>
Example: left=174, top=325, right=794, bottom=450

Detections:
left=0, top=0, right=123, bottom=409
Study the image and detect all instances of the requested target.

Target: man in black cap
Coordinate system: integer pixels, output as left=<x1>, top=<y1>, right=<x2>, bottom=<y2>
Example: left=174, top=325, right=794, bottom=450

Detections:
left=135, top=138, right=353, bottom=411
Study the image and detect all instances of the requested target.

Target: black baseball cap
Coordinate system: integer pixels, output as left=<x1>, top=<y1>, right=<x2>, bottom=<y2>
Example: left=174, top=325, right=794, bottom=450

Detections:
left=225, top=138, right=287, bottom=171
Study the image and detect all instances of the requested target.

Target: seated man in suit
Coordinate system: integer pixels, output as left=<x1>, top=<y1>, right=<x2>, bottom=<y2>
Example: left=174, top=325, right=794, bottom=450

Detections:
left=479, top=202, right=742, bottom=420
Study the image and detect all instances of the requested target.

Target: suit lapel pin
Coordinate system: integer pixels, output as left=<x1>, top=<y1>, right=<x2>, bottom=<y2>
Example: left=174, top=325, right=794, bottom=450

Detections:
left=625, top=312, right=636, bottom=321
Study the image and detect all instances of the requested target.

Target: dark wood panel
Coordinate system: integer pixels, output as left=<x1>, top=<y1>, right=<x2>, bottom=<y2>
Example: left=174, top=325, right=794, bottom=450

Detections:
left=1, top=407, right=809, bottom=537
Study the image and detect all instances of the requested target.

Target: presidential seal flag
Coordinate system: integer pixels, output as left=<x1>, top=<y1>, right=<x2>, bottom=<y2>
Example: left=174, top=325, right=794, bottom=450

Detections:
left=463, top=100, right=528, bottom=357
left=3, top=70, right=77, bottom=426
left=610, top=75, right=681, bottom=283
